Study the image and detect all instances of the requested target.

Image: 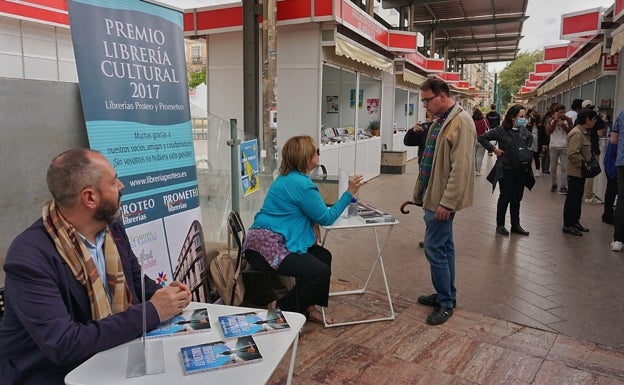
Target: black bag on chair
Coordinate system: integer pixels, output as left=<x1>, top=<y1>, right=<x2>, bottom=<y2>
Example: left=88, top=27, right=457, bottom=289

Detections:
left=581, top=157, right=601, bottom=178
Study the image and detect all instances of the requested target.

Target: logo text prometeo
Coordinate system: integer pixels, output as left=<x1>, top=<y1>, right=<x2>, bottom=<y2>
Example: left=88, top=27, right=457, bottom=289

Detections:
left=122, top=198, right=155, bottom=225
left=163, top=188, right=197, bottom=212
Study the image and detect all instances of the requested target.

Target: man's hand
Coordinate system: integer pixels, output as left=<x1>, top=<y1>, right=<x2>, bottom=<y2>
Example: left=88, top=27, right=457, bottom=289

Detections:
left=149, top=282, right=191, bottom=321
left=170, top=281, right=191, bottom=300
left=435, top=205, right=452, bottom=221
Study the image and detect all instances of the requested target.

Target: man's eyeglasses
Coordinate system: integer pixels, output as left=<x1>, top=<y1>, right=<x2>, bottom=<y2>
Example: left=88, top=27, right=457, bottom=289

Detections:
left=421, top=95, right=438, bottom=105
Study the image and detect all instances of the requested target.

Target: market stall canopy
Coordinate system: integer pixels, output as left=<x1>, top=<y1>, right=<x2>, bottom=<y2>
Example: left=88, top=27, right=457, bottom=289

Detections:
left=517, top=5, right=617, bottom=99
left=381, top=0, right=528, bottom=65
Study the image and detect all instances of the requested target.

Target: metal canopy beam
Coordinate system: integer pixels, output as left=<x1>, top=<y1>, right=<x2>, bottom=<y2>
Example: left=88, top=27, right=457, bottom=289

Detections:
left=441, top=35, right=523, bottom=47
left=413, top=15, right=528, bottom=32
left=381, top=0, right=528, bottom=64
left=450, top=48, right=520, bottom=57
left=459, top=57, right=516, bottom=64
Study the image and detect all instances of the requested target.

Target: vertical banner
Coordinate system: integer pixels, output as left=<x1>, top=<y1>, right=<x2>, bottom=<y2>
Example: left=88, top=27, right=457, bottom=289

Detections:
left=240, top=139, right=260, bottom=197
left=67, top=0, right=200, bottom=287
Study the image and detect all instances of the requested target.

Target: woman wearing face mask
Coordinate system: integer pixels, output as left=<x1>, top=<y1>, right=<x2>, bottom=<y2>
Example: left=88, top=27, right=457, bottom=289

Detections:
left=478, top=105, right=536, bottom=236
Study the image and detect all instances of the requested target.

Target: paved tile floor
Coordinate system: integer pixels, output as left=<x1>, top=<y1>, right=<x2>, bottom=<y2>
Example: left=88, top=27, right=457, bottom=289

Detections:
left=267, top=155, right=624, bottom=384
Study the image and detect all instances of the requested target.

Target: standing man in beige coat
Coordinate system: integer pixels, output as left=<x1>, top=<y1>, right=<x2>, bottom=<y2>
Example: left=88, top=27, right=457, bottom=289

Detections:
left=411, top=78, right=475, bottom=325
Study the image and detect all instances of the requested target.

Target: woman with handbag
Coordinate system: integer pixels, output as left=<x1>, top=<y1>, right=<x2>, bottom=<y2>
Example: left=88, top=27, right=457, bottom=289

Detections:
left=478, top=104, right=535, bottom=236
left=473, top=107, right=490, bottom=176
left=562, top=109, right=598, bottom=236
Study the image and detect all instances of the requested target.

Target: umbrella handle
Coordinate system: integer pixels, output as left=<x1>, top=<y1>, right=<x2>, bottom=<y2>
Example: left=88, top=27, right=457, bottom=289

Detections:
left=400, top=201, right=414, bottom=214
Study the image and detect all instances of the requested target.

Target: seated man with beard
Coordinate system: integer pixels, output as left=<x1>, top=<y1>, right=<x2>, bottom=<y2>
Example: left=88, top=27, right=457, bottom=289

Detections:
left=0, top=148, right=192, bottom=385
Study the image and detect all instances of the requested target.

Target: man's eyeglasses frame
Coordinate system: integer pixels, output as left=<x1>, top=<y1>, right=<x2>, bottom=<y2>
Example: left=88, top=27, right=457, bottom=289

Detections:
left=421, top=95, right=439, bottom=105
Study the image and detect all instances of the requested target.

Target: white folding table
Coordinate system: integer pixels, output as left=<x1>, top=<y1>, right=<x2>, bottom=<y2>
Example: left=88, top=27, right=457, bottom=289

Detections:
left=65, top=302, right=305, bottom=385
left=320, top=214, right=398, bottom=327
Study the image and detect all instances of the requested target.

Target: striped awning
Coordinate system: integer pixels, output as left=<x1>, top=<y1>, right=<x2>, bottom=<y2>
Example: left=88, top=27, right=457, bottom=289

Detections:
left=402, top=70, right=426, bottom=86
left=611, top=24, right=624, bottom=56
left=335, top=37, right=394, bottom=73
left=543, top=68, right=569, bottom=92
left=568, top=43, right=602, bottom=79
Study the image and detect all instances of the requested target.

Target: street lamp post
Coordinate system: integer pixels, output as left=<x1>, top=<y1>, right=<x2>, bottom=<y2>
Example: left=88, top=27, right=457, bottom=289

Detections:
left=493, top=72, right=502, bottom=113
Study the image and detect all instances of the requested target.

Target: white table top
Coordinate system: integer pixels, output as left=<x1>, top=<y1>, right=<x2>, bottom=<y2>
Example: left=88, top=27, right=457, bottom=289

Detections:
left=324, top=214, right=399, bottom=230
left=65, top=302, right=305, bottom=385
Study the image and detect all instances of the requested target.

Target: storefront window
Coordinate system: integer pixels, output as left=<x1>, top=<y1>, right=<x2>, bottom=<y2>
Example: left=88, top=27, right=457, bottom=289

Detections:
left=394, top=87, right=421, bottom=131
left=394, top=88, right=408, bottom=130
left=359, top=74, right=382, bottom=137
left=321, top=64, right=357, bottom=144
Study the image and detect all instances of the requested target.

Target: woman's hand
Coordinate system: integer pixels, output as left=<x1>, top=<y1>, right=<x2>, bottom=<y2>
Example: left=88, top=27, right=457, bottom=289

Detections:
left=493, top=148, right=504, bottom=156
left=347, top=174, right=364, bottom=195
left=313, top=223, right=322, bottom=245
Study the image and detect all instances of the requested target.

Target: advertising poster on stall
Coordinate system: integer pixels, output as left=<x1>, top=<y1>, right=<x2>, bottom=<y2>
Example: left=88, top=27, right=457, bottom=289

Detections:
left=240, top=139, right=259, bottom=197
left=67, top=0, right=201, bottom=286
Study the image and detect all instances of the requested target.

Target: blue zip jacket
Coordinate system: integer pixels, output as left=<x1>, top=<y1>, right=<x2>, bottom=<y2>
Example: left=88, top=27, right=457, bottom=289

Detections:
left=250, top=171, right=352, bottom=253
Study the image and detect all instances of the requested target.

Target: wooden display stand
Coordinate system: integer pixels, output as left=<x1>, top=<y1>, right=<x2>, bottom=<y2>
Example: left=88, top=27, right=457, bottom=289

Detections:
left=380, top=151, right=406, bottom=174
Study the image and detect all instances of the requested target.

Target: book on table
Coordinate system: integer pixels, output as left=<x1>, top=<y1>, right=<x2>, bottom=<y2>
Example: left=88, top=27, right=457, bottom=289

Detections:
left=357, top=201, right=396, bottom=223
left=180, top=335, right=263, bottom=375
left=145, top=307, right=211, bottom=338
left=218, top=308, right=290, bottom=339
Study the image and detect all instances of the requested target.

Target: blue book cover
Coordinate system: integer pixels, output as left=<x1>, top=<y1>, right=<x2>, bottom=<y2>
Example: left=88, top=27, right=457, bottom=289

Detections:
left=180, top=335, right=263, bottom=375
left=145, top=308, right=211, bottom=338
left=218, top=309, right=290, bottom=339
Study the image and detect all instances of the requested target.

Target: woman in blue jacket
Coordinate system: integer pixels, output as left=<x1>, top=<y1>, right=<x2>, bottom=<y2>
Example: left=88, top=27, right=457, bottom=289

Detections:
left=243, top=135, right=363, bottom=323
left=478, top=104, right=535, bottom=236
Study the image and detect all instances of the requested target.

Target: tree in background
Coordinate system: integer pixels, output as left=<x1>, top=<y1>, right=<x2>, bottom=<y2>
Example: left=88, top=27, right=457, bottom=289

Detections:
left=498, top=50, right=543, bottom=106
left=188, top=68, right=206, bottom=90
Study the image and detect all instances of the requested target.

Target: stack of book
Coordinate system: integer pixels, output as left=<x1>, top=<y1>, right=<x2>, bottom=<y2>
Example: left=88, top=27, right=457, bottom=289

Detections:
left=145, top=308, right=211, bottom=338
left=217, top=308, right=290, bottom=339
left=178, top=308, right=291, bottom=375
left=180, top=336, right=262, bottom=374
left=357, top=201, right=396, bottom=223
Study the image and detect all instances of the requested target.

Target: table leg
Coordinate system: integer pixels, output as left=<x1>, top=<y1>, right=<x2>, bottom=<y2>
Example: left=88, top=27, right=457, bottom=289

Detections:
left=286, top=332, right=299, bottom=385
left=321, top=225, right=396, bottom=327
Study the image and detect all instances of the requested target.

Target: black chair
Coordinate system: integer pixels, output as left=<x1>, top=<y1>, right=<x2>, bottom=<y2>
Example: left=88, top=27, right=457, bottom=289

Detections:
left=227, top=211, right=246, bottom=273
left=0, top=286, right=5, bottom=321
left=228, top=211, right=297, bottom=308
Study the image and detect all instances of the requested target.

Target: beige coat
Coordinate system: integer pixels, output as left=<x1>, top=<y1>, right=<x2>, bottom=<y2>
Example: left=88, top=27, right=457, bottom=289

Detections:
left=566, top=125, right=592, bottom=178
left=413, top=104, right=476, bottom=212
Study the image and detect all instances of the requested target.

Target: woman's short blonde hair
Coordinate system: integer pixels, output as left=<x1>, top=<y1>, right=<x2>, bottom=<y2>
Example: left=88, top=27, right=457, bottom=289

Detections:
left=279, top=135, right=316, bottom=175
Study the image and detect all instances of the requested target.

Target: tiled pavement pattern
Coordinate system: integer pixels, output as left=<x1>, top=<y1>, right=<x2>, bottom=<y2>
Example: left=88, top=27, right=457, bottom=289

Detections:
left=268, top=291, right=624, bottom=384
left=268, top=156, right=624, bottom=384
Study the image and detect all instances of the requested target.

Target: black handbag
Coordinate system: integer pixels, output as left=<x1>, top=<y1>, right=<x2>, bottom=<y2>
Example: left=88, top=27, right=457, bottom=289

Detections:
left=517, top=147, right=533, bottom=166
left=581, top=157, right=601, bottom=178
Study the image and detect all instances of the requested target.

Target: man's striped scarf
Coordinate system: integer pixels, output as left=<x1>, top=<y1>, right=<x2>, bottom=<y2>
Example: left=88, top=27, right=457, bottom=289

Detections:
left=42, top=200, right=131, bottom=320
left=418, top=119, right=443, bottom=188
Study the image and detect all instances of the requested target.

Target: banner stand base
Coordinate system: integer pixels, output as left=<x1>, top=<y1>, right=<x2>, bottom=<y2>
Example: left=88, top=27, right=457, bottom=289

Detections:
left=126, top=339, right=165, bottom=378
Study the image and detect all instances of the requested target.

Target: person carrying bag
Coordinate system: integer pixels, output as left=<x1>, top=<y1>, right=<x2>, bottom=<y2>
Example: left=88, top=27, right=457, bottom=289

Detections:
left=581, top=156, right=601, bottom=178
left=477, top=104, right=535, bottom=236
left=562, top=109, right=598, bottom=236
